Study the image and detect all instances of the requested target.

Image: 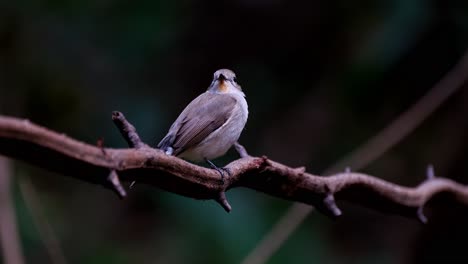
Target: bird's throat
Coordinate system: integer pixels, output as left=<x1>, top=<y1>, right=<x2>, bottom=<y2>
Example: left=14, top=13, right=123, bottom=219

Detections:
left=218, top=80, right=228, bottom=93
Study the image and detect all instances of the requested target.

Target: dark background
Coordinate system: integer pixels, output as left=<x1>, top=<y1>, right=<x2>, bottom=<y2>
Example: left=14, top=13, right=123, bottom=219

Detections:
left=1, top=0, right=468, bottom=263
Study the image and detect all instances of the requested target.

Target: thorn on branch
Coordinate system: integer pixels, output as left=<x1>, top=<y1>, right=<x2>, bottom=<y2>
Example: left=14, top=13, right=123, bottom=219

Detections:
left=258, top=155, right=270, bottom=172
left=345, top=167, right=351, bottom=173
left=294, top=166, right=306, bottom=174
left=112, top=111, right=146, bottom=149
left=323, top=193, right=342, bottom=217
left=107, top=170, right=127, bottom=199
left=417, top=206, right=428, bottom=224
left=413, top=165, right=435, bottom=224
left=96, top=137, right=104, bottom=148
left=96, top=137, right=107, bottom=155
left=426, top=164, right=435, bottom=180
left=234, top=142, right=250, bottom=158
left=215, top=192, right=232, bottom=212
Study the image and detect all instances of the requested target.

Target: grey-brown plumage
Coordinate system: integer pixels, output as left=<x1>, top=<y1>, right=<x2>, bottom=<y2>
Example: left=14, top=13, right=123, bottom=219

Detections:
left=158, top=93, right=237, bottom=157
left=158, top=69, right=248, bottom=167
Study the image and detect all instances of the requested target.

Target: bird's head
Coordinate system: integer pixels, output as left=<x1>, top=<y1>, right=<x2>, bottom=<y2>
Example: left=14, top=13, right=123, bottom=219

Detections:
left=208, top=69, right=244, bottom=96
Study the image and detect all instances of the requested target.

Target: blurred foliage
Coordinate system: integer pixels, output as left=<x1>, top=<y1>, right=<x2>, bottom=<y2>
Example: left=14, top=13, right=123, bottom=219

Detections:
left=1, top=0, right=468, bottom=263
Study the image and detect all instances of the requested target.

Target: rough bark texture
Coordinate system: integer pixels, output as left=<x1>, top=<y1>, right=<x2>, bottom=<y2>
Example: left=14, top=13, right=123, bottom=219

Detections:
left=0, top=113, right=467, bottom=219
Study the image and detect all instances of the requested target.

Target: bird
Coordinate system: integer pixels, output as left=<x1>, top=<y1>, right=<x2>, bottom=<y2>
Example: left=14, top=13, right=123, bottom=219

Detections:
left=157, top=69, right=248, bottom=180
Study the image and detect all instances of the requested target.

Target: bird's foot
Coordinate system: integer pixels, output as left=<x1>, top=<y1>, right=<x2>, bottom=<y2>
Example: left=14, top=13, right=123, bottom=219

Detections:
left=205, top=158, right=231, bottom=182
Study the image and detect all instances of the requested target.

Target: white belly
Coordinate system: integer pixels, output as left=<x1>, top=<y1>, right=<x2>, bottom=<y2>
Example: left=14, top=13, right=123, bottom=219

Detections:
left=178, top=94, right=248, bottom=162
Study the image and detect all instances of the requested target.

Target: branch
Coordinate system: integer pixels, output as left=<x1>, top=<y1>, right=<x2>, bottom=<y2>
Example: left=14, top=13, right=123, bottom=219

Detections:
left=0, top=115, right=468, bottom=219
left=111, top=111, right=146, bottom=149
left=241, top=47, right=468, bottom=264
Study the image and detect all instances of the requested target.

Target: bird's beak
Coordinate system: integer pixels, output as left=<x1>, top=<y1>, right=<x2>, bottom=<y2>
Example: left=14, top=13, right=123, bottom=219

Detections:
left=217, top=74, right=226, bottom=82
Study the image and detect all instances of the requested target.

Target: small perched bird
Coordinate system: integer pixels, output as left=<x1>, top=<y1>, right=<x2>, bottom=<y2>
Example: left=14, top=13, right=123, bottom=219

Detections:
left=158, top=69, right=248, bottom=179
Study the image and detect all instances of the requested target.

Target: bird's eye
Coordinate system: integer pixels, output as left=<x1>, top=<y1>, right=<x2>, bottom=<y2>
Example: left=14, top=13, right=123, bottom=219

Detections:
left=233, top=77, right=238, bottom=83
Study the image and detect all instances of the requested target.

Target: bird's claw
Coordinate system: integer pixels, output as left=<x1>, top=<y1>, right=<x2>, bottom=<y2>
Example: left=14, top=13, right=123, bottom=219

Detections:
left=212, top=166, right=231, bottom=183
left=205, top=159, right=231, bottom=182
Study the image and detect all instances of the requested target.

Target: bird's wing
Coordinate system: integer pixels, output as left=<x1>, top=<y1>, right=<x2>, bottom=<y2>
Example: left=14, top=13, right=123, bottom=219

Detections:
left=158, top=92, right=237, bottom=156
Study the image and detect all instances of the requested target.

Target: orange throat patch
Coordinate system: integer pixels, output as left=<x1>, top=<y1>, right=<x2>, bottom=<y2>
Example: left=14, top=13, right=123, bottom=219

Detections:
left=218, top=81, right=228, bottom=93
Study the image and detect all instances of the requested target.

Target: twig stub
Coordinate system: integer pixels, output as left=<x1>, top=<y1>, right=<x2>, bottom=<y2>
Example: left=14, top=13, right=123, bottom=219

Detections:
left=216, top=192, right=232, bottom=212
left=426, top=164, right=435, bottom=179
left=112, top=111, right=146, bottom=149
left=323, top=194, right=342, bottom=217
left=416, top=206, right=428, bottom=224
left=107, top=170, right=127, bottom=198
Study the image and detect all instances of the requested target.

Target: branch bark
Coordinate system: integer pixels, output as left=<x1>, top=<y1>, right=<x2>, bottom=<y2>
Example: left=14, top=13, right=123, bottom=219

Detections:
left=0, top=114, right=467, bottom=219
left=241, top=48, right=468, bottom=264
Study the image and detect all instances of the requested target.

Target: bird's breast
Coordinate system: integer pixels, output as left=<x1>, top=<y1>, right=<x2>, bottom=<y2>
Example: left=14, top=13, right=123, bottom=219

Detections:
left=178, top=94, right=248, bottom=161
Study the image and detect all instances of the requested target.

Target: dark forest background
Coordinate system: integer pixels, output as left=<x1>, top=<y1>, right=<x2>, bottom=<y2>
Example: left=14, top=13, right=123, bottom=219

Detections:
left=1, top=0, right=468, bottom=263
